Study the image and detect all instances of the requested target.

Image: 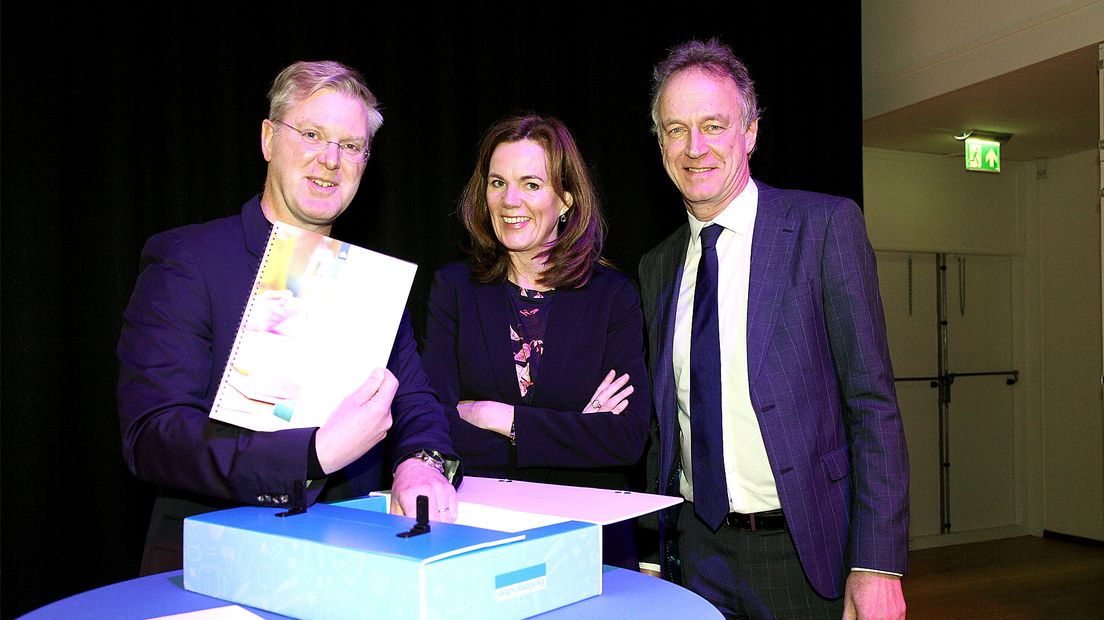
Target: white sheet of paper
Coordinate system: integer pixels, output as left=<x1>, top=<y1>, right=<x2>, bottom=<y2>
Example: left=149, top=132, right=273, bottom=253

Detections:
left=147, top=605, right=263, bottom=620
left=374, top=477, right=682, bottom=528
left=456, top=477, right=683, bottom=526
left=451, top=501, right=569, bottom=533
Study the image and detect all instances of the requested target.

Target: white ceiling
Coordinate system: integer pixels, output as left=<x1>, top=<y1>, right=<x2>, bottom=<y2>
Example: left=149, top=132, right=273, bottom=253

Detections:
left=863, top=44, right=1100, bottom=162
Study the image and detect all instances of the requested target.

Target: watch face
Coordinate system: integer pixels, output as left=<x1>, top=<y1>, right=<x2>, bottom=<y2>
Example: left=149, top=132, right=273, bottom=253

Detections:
left=415, top=450, right=445, bottom=470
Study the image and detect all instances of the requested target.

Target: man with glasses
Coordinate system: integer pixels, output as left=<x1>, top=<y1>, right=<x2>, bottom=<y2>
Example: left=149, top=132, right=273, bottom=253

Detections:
left=117, top=61, right=460, bottom=575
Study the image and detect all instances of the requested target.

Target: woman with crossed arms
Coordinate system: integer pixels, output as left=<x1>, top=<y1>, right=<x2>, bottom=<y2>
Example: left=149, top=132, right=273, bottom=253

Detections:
left=420, top=114, right=651, bottom=568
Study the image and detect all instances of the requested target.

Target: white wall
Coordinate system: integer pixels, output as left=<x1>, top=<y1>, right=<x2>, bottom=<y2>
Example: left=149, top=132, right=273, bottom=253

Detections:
left=865, top=147, right=1104, bottom=543
left=864, top=149, right=1039, bottom=545
left=863, top=149, right=1027, bottom=254
left=1035, top=149, right=1104, bottom=540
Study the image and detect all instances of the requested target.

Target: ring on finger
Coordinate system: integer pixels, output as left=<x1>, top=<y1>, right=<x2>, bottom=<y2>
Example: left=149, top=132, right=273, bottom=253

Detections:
left=590, top=400, right=602, bottom=411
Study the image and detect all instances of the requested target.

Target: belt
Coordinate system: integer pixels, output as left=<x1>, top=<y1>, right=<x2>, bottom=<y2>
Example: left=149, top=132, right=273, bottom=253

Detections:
left=722, top=509, right=787, bottom=531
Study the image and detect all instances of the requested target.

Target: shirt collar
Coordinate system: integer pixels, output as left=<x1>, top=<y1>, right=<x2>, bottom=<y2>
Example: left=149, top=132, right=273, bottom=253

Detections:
left=686, top=179, right=758, bottom=242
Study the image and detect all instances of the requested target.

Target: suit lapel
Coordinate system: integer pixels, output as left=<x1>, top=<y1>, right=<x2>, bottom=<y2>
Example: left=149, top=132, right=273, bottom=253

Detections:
left=473, top=282, right=522, bottom=400
left=243, top=197, right=273, bottom=260
left=746, top=186, right=796, bottom=385
left=654, top=226, right=689, bottom=411
left=650, top=225, right=689, bottom=493
left=535, top=286, right=570, bottom=400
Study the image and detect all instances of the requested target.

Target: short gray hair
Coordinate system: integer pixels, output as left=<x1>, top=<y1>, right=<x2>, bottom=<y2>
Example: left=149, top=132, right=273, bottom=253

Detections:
left=650, top=38, right=759, bottom=135
left=268, top=60, right=384, bottom=142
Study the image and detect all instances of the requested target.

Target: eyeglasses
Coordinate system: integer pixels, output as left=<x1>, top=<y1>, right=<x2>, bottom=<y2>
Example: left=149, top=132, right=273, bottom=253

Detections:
left=272, top=120, right=370, bottom=164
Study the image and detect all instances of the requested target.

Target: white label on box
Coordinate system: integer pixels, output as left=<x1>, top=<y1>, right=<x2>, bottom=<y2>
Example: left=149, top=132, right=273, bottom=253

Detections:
left=493, top=564, right=547, bottom=602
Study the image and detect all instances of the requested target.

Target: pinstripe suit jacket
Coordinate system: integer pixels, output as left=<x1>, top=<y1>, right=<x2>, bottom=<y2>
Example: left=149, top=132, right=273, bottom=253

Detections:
left=638, top=183, right=909, bottom=598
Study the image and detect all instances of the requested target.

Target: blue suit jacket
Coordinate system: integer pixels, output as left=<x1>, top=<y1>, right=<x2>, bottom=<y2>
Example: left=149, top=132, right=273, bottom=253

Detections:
left=420, top=261, right=650, bottom=488
left=638, top=184, right=909, bottom=598
left=117, top=196, right=455, bottom=570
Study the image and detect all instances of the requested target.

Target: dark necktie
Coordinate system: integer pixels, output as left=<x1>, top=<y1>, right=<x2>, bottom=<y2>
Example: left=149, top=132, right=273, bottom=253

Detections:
left=690, top=224, right=727, bottom=529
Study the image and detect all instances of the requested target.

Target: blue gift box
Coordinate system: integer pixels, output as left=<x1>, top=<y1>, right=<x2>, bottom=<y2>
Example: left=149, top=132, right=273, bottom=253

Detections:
left=183, top=496, right=600, bottom=619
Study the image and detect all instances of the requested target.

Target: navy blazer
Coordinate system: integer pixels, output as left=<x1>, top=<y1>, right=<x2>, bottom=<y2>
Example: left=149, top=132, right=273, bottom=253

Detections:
left=639, top=184, right=909, bottom=598
left=420, top=261, right=650, bottom=488
left=117, top=196, right=455, bottom=569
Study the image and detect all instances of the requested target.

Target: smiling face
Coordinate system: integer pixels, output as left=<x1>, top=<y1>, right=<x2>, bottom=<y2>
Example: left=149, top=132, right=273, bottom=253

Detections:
left=260, top=88, right=371, bottom=234
left=657, top=68, right=759, bottom=221
left=486, top=139, right=571, bottom=269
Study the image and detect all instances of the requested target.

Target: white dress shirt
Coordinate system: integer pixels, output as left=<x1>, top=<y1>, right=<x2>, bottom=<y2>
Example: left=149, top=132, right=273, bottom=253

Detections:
left=673, top=180, right=781, bottom=514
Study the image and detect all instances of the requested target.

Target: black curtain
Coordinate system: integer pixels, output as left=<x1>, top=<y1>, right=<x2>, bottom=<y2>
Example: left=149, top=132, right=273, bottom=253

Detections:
left=1, top=7, right=861, bottom=616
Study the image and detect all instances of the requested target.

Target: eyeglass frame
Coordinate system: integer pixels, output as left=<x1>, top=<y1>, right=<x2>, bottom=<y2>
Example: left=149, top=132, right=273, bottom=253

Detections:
left=271, top=119, right=371, bottom=164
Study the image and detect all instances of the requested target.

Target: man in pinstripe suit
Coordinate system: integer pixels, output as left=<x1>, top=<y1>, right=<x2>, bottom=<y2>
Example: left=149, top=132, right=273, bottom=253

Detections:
left=639, top=39, right=909, bottom=619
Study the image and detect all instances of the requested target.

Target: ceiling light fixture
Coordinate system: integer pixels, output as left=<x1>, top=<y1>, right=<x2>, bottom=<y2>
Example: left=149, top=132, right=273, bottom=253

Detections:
left=954, top=129, right=1014, bottom=143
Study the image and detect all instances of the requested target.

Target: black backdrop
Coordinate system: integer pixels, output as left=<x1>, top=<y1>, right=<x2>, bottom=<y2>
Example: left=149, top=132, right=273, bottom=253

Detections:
left=2, top=6, right=861, bottom=616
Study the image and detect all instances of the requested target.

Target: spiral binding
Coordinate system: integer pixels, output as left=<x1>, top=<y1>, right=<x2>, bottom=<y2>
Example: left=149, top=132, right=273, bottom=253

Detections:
left=210, top=222, right=281, bottom=424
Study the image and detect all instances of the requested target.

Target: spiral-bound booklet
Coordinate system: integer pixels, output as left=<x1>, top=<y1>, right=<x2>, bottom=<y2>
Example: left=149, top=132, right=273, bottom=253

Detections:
left=210, top=222, right=417, bottom=431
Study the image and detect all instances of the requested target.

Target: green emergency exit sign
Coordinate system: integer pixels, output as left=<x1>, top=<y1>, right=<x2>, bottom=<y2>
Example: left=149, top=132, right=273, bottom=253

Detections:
left=965, top=137, right=1000, bottom=173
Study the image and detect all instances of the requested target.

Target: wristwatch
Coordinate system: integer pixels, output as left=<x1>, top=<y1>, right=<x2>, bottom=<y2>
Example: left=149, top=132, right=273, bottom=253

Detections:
left=398, top=449, right=461, bottom=486
left=407, top=449, right=446, bottom=475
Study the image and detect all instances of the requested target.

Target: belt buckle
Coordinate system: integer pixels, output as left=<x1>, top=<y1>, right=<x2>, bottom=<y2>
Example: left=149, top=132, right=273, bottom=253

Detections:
left=748, top=513, right=758, bottom=532
left=722, top=512, right=751, bottom=530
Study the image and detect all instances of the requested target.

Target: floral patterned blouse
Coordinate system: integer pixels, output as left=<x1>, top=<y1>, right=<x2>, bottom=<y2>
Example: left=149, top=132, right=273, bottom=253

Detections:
left=508, top=284, right=551, bottom=403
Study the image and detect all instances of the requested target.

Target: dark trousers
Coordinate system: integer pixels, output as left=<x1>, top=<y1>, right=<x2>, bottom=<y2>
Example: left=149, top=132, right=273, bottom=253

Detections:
left=677, top=504, right=844, bottom=620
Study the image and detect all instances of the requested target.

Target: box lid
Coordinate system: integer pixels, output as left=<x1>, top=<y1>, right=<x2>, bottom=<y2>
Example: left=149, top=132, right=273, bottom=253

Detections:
left=186, top=503, right=525, bottom=565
